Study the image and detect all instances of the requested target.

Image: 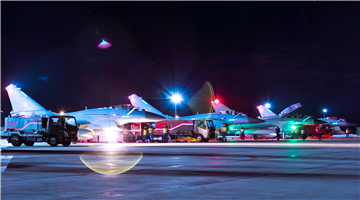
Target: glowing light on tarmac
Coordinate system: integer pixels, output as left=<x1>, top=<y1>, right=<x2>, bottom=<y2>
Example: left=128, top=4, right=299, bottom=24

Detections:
left=80, top=151, right=143, bottom=175
left=98, top=39, right=112, bottom=49
left=104, top=129, right=119, bottom=143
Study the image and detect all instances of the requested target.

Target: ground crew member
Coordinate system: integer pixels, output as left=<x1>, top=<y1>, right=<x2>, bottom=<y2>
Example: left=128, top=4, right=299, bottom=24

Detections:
left=220, top=124, right=228, bottom=142
left=316, top=126, right=322, bottom=140
left=163, top=124, right=169, bottom=143
left=143, top=126, right=149, bottom=142
left=123, top=127, right=130, bottom=143
left=301, top=127, right=306, bottom=140
left=240, top=127, right=245, bottom=140
left=148, top=124, right=154, bottom=142
left=345, top=127, right=350, bottom=138
left=276, top=126, right=281, bottom=140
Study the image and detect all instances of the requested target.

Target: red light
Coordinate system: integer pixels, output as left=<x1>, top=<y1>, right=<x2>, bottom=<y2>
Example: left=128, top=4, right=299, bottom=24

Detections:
left=214, top=99, right=220, bottom=104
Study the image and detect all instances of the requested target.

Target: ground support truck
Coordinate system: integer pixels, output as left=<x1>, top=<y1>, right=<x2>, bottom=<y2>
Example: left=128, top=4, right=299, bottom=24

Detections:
left=149, top=119, right=216, bottom=142
left=1, top=115, right=78, bottom=147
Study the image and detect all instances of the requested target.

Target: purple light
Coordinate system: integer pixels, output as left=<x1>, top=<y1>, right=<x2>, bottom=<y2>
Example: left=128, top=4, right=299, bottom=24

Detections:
left=98, top=40, right=112, bottom=49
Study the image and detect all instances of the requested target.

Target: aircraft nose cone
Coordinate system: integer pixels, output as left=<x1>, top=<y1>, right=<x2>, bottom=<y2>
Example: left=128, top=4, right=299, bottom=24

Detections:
left=144, top=112, right=167, bottom=121
left=247, top=116, right=265, bottom=123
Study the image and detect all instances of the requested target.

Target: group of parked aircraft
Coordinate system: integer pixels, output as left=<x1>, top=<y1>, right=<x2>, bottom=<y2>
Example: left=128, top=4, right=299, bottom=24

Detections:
left=4, top=84, right=356, bottom=141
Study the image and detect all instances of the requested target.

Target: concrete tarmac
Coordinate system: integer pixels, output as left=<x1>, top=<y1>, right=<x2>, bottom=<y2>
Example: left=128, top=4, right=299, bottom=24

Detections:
left=1, top=139, right=359, bottom=199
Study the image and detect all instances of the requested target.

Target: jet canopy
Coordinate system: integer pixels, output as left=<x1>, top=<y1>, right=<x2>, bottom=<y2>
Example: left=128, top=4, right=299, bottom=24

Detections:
left=279, top=103, right=302, bottom=118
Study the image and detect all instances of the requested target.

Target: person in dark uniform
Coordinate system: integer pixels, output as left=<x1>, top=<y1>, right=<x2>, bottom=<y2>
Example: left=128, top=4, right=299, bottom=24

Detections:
left=276, top=126, right=281, bottom=140
left=301, top=127, right=306, bottom=140
left=240, top=127, right=245, bottom=140
left=220, top=124, right=228, bottom=142
left=163, top=124, right=169, bottom=143
left=317, top=126, right=322, bottom=140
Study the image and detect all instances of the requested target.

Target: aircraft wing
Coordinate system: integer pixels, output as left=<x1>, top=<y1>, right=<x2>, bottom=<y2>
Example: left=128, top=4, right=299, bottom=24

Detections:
left=83, top=114, right=114, bottom=117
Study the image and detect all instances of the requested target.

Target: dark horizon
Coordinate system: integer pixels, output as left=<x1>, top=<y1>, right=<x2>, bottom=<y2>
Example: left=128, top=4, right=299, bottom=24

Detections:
left=1, top=2, right=360, bottom=125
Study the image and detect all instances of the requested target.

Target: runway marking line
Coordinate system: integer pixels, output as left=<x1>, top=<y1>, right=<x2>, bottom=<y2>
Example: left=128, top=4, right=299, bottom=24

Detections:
left=1, top=156, right=14, bottom=173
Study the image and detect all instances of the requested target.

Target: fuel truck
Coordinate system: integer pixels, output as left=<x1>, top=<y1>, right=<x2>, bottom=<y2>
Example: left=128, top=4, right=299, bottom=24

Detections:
left=1, top=115, right=78, bottom=147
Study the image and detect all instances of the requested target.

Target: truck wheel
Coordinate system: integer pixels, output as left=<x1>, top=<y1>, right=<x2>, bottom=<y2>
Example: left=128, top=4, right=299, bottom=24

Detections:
left=11, top=135, right=23, bottom=146
left=49, top=136, right=58, bottom=146
left=25, top=142, right=34, bottom=146
left=62, top=141, right=71, bottom=146
left=196, top=134, right=204, bottom=142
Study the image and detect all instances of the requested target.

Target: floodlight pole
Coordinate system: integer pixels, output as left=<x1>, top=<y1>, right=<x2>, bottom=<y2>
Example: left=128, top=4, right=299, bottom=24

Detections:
left=175, top=103, right=177, bottom=117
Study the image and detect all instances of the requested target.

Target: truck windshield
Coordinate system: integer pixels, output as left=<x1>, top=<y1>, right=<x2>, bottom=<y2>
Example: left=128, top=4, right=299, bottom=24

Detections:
left=64, top=117, right=76, bottom=126
left=206, top=121, right=214, bottom=128
left=51, top=117, right=62, bottom=126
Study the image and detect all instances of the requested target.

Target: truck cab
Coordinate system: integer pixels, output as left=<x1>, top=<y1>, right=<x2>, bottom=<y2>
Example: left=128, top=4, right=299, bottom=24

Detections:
left=45, top=116, right=78, bottom=146
left=195, top=120, right=215, bottom=142
left=2, top=115, right=78, bottom=147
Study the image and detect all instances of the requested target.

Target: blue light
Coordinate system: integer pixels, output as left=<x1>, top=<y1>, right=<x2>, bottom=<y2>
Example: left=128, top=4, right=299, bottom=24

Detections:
left=265, top=103, right=271, bottom=109
left=122, top=116, right=130, bottom=118
left=170, top=93, right=183, bottom=104
left=323, top=109, right=327, bottom=113
left=142, top=100, right=148, bottom=105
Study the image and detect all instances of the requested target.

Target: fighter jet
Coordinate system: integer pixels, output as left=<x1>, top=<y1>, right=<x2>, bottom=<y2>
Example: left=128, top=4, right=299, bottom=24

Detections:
left=5, top=84, right=166, bottom=140
left=212, top=100, right=326, bottom=139
left=316, top=117, right=357, bottom=127
left=315, top=117, right=357, bottom=135
left=128, top=94, right=264, bottom=129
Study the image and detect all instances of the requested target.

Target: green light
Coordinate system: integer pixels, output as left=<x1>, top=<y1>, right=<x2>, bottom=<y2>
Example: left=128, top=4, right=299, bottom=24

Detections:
left=291, top=126, right=296, bottom=130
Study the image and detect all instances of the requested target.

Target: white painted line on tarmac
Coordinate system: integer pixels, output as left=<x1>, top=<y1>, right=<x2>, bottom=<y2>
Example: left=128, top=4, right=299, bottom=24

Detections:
left=1, top=155, right=14, bottom=173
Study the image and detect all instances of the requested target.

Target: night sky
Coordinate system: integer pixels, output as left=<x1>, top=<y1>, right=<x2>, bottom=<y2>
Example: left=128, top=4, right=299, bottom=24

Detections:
left=1, top=2, right=360, bottom=125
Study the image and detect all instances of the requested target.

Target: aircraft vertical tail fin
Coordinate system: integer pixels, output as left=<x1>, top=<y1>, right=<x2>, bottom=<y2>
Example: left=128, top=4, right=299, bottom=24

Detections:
left=211, top=100, right=232, bottom=113
left=257, top=105, right=278, bottom=118
left=128, top=94, right=168, bottom=118
left=5, top=84, right=49, bottom=116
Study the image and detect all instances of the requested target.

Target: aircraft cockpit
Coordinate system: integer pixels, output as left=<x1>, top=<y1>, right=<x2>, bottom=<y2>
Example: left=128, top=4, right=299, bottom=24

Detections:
left=219, top=110, right=246, bottom=116
left=113, top=104, right=134, bottom=110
